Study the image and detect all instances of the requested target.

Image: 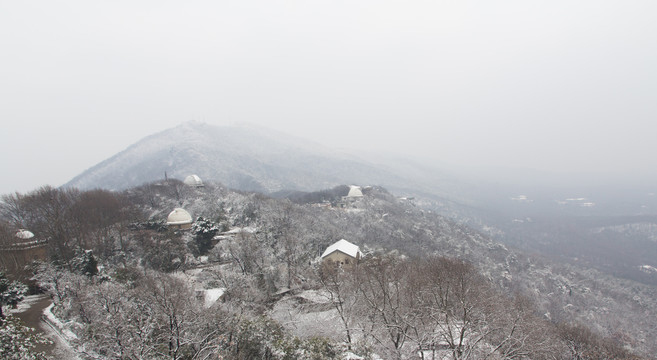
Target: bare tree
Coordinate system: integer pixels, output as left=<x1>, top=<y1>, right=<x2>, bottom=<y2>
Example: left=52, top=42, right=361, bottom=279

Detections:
left=357, top=255, right=415, bottom=359
left=69, top=189, right=135, bottom=258
left=3, top=186, right=79, bottom=261
left=318, top=261, right=362, bottom=349
left=0, top=192, right=29, bottom=227
left=266, top=202, right=305, bottom=289
left=226, top=230, right=267, bottom=276
left=557, top=322, right=642, bottom=360
left=81, top=280, right=158, bottom=359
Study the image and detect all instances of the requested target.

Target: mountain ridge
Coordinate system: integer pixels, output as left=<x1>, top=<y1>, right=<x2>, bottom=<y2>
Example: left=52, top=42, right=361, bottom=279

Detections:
left=64, top=122, right=657, bottom=288
left=64, top=121, right=468, bottom=201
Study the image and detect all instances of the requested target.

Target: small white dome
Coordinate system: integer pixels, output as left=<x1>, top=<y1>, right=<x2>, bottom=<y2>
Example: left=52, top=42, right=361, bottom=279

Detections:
left=167, top=208, right=193, bottom=225
left=183, top=175, right=204, bottom=187
left=15, top=229, right=34, bottom=239
left=347, top=186, right=363, bottom=198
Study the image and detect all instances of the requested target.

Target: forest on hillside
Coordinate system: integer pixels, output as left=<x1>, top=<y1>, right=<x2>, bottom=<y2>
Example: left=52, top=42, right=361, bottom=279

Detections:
left=0, top=181, right=652, bottom=359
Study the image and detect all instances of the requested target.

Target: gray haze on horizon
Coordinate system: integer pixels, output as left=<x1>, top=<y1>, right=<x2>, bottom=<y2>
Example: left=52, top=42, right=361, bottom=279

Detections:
left=1, top=0, right=656, bottom=195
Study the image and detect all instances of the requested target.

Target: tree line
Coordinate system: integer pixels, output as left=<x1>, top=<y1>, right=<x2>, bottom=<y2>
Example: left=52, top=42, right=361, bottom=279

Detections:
left=0, top=182, right=648, bottom=359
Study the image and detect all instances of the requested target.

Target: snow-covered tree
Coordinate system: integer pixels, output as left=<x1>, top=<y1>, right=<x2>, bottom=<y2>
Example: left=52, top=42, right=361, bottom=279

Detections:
left=0, top=273, right=50, bottom=360
left=191, top=216, right=220, bottom=256
left=69, top=248, right=98, bottom=278
left=317, top=261, right=362, bottom=350
left=0, top=271, right=28, bottom=320
left=0, top=315, right=50, bottom=360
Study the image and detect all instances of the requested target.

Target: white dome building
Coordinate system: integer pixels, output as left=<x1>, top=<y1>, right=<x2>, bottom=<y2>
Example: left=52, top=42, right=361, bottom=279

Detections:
left=166, top=208, right=193, bottom=229
left=183, top=174, right=204, bottom=187
left=1, top=229, right=47, bottom=270
left=347, top=185, right=364, bottom=198
left=15, top=229, right=35, bottom=240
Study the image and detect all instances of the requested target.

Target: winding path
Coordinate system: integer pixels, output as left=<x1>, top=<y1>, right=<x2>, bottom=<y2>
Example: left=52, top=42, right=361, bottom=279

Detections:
left=12, top=295, right=79, bottom=359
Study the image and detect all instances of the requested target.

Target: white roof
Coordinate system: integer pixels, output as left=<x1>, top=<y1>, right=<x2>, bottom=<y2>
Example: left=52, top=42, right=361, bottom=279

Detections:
left=347, top=186, right=363, bottom=197
left=224, top=226, right=257, bottom=234
left=167, top=208, right=193, bottom=225
left=321, top=239, right=363, bottom=259
left=15, top=229, right=34, bottom=239
left=203, top=288, right=225, bottom=308
left=184, top=174, right=203, bottom=186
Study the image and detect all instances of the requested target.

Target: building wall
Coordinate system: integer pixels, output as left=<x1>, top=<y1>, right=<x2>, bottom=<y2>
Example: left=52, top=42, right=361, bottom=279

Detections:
left=323, top=251, right=358, bottom=265
left=169, top=222, right=192, bottom=230
left=0, top=245, right=47, bottom=279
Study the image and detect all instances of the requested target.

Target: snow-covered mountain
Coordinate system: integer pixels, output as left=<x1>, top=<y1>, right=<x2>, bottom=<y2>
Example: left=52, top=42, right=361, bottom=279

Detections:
left=65, top=122, right=445, bottom=195
left=64, top=122, right=657, bottom=288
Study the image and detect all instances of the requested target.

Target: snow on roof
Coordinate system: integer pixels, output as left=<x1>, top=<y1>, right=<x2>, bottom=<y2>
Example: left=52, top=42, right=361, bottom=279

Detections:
left=184, top=174, right=204, bottom=186
left=167, top=208, right=193, bottom=225
left=15, top=229, right=34, bottom=239
left=321, top=239, right=363, bottom=259
left=347, top=186, right=364, bottom=198
left=223, top=226, right=257, bottom=234
left=203, top=288, right=225, bottom=308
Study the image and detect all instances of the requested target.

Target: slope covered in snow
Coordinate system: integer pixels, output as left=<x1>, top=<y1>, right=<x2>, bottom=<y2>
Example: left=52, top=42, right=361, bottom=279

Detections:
left=65, top=122, right=418, bottom=194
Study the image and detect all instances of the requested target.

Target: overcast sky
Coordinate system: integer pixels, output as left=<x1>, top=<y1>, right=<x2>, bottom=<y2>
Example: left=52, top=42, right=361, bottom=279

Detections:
left=1, top=0, right=656, bottom=194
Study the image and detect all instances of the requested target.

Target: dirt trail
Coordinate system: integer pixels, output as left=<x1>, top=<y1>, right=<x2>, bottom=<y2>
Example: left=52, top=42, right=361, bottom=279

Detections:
left=13, top=295, right=58, bottom=355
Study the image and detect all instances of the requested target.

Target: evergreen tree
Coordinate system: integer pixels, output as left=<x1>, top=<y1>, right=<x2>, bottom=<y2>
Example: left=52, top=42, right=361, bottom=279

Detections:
left=191, top=216, right=220, bottom=256
left=0, top=271, right=27, bottom=321
left=69, top=249, right=98, bottom=278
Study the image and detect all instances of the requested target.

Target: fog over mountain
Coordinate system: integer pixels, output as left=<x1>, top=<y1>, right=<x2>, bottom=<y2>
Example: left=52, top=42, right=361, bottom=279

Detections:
left=2, top=1, right=657, bottom=195
left=63, top=122, right=657, bottom=287
left=65, top=122, right=465, bottom=199
left=2, top=1, right=657, bottom=358
left=66, top=121, right=657, bottom=218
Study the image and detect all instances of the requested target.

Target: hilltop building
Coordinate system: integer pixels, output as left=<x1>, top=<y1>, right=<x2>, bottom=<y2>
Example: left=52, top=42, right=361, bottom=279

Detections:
left=184, top=174, right=204, bottom=187
left=0, top=229, right=47, bottom=278
left=338, top=185, right=365, bottom=208
left=346, top=185, right=364, bottom=198
left=166, top=208, right=193, bottom=229
left=15, top=229, right=34, bottom=240
left=321, top=239, right=363, bottom=265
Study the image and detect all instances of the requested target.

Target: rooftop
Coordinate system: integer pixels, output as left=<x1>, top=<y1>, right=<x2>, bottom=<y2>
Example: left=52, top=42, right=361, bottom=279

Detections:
left=321, top=239, right=363, bottom=259
left=167, top=208, right=193, bottom=225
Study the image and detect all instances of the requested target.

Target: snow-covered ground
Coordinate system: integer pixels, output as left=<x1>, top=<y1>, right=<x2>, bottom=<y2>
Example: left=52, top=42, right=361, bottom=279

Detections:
left=9, top=295, right=81, bottom=360
left=270, top=290, right=344, bottom=340
left=43, top=304, right=78, bottom=341
left=296, top=289, right=332, bottom=303
left=171, top=264, right=227, bottom=308
left=7, top=294, right=46, bottom=315
left=42, top=304, right=82, bottom=360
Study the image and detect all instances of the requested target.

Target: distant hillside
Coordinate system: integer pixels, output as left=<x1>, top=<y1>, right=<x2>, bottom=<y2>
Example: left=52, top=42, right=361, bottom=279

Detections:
left=64, top=122, right=657, bottom=288
left=65, top=122, right=472, bottom=203
left=66, top=122, right=393, bottom=192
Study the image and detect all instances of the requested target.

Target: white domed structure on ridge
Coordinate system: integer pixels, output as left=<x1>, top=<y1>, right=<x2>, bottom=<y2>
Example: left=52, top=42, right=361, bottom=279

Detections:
left=167, top=208, right=193, bottom=229
left=183, top=174, right=204, bottom=187
left=15, top=229, right=35, bottom=240
left=347, top=185, right=364, bottom=198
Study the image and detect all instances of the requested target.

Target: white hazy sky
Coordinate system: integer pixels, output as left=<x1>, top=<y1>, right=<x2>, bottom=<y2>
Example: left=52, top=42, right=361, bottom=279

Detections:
left=1, top=0, right=656, bottom=194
